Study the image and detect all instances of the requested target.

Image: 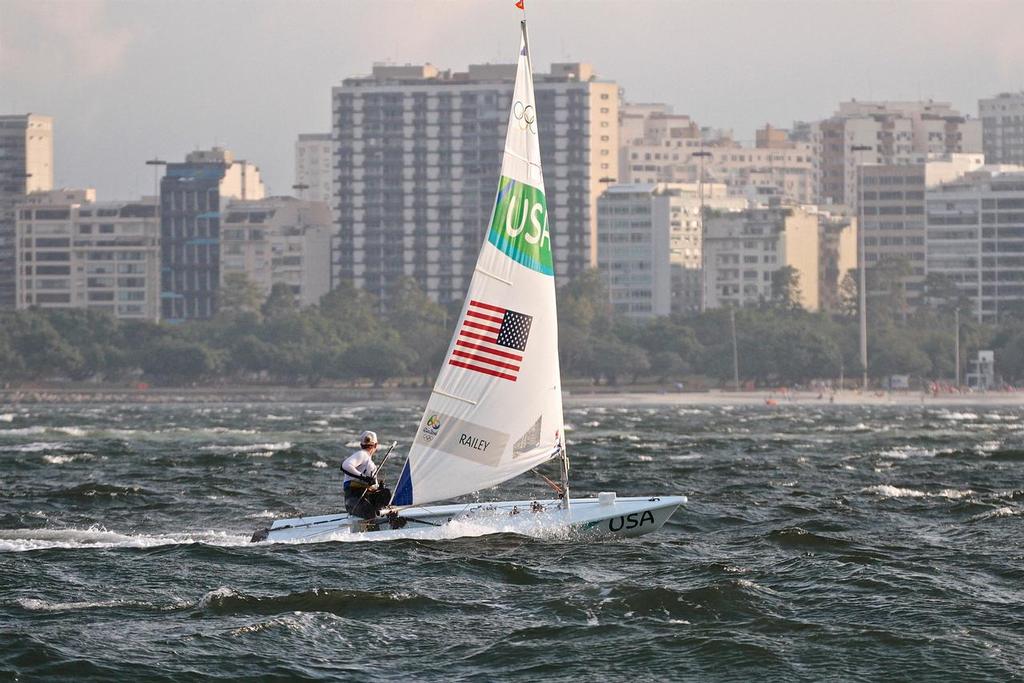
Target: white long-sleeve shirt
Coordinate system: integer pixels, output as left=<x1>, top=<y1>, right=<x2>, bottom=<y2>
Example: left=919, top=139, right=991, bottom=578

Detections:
left=341, top=449, right=377, bottom=489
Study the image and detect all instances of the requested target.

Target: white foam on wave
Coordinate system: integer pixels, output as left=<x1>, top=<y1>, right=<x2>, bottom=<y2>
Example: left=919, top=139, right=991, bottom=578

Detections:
left=4, top=441, right=68, bottom=453
left=937, top=411, right=979, bottom=421
left=0, top=413, right=14, bottom=422
left=312, top=460, right=328, bottom=468
left=42, top=453, right=94, bottom=465
left=198, top=586, right=239, bottom=608
left=863, top=485, right=974, bottom=499
left=863, top=485, right=927, bottom=498
left=878, top=446, right=937, bottom=460
left=229, top=611, right=340, bottom=637
left=254, top=510, right=287, bottom=519
left=16, top=597, right=147, bottom=612
left=199, top=442, right=293, bottom=456
left=971, top=506, right=1021, bottom=521
left=274, top=509, right=581, bottom=546
left=54, top=426, right=89, bottom=437
left=1, top=426, right=47, bottom=436
left=0, top=526, right=251, bottom=552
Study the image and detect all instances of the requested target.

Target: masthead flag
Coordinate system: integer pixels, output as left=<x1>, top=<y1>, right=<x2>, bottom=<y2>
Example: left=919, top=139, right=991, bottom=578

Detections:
left=515, top=0, right=524, bottom=9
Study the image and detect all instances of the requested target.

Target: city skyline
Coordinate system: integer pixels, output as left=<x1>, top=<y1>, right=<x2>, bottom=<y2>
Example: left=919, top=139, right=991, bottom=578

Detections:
left=3, top=0, right=1024, bottom=199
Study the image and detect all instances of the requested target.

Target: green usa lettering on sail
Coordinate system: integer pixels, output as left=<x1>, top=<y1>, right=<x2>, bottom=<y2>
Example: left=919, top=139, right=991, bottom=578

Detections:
left=486, top=175, right=553, bottom=276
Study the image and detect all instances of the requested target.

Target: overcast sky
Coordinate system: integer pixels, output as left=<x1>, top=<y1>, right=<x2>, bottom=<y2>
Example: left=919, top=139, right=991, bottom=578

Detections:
left=2, top=0, right=1023, bottom=199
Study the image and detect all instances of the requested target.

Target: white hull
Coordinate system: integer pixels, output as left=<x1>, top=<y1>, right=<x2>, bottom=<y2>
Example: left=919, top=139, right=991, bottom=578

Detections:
left=253, top=494, right=686, bottom=544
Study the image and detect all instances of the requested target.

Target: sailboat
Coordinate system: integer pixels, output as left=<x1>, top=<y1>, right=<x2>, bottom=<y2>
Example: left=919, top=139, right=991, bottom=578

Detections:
left=253, top=19, right=685, bottom=543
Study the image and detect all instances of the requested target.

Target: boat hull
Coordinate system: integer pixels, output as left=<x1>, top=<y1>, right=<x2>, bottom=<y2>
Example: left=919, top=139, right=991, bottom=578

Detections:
left=253, top=494, right=686, bottom=543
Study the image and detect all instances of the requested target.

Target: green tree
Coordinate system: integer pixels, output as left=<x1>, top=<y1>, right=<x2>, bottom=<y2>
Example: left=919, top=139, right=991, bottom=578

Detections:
left=770, top=266, right=803, bottom=310
left=217, top=273, right=264, bottom=318
left=587, top=337, right=649, bottom=385
left=262, top=282, right=296, bottom=319
left=140, top=338, right=222, bottom=383
left=384, top=277, right=449, bottom=381
left=343, top=337, right=414, bottom=387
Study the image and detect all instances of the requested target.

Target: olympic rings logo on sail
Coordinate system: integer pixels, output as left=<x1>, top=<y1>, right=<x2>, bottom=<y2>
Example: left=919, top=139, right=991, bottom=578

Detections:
left=513, top=101, right=537, bottom=134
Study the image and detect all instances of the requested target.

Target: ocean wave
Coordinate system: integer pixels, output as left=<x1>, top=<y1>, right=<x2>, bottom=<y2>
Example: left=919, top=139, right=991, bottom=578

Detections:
left=969, top=506, right=1021, bottom=521
left=14, top=597, right=149, bottom=612
left=198, top=442, right=294, bottom=456
left=862, top=485, right=974, bottom=499
left=42, top=453, right=94, bottom=465
left=52, top=483, right=155, bottom=499
left=767, top=527, right=853, bottom=550
left=878, top=446, right=937, bottom=459
left=228, top=612, right=342, bottom=637
left=0, top=526, right=251, bottom=552
left=196, top=586, right=445, bottom=617
left=3, top=441, right=69, bottom=453
left=936, top=411, right=980, bottom=421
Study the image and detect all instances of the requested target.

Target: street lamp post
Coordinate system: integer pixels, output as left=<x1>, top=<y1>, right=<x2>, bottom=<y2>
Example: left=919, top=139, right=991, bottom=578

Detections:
left=730, top=306, right=740, bottom=391
left=954, top=307, right=961, bottom=388
left=851, top=144, right=873, bottom=391
left=292, top=183, right=309, bottom=199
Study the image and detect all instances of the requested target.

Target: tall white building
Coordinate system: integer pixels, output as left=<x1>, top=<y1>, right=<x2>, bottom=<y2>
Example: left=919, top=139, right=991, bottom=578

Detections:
left=294, top=133, right=335, bottom=208
left=596, top=182, right=745, bottom=317
left=858, top=153, right=985, bottom=309
left=0, top=114, right=53, bottom=309
left=704, top=206, right=821, bottom=311
left=619, top=104, right=816, bottom=205
left=926, top=167, right=1024, bottom=323
left=221, top=196, right=333, bottom=307
left=15, top=189, right=161, bottom=320
left=332, top=62, right=619, bottom=303
left=815, top=100, right=982, bottom=208
left=979, top=92, right=1024, bottom=165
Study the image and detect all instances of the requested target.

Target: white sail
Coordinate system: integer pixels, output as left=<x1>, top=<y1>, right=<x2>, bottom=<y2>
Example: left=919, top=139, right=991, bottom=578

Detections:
left=392, top=21, right=564, bottom=508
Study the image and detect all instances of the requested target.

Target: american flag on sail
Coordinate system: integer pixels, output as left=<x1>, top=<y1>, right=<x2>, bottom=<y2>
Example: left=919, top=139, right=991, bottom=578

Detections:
left=449, top=300, right=533, bottom=382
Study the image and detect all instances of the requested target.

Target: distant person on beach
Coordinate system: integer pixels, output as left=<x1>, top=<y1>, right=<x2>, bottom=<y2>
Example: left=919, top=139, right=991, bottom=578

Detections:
left=340, top=430, right=392, bottom=519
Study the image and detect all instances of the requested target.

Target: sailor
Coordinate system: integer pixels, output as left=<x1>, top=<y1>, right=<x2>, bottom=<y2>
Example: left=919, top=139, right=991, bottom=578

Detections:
left=340, top=430, right=392, bottom=520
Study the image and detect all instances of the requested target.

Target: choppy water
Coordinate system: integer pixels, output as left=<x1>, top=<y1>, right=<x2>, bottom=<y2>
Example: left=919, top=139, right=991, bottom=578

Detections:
left=2, top=401, right=1024, bottom=681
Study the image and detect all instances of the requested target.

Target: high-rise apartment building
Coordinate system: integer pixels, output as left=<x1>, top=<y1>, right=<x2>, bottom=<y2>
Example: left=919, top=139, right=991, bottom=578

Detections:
left=979, top=92, right=1024, bottom=165
left=814, top=100, right=982, bottom=208
left=704, top=206, right=821, bottom=311
left=858, top=153, right=984, bottom=308
left=596, top=182, right=745, bottom=317
left=221, top=196, right=333, bottom=307
left=926, top=167, right=1024, bottom=323
left=619, top=105, right=816, bottom=205
left=15, top=189, right=161, bottom=320
left=160, top=147, right=264, bottom=321
left=294, top=133, right=335, bottom=208
left=332, top=62, right=619, bottom=304
left=0, top=114, right=53, bottom=309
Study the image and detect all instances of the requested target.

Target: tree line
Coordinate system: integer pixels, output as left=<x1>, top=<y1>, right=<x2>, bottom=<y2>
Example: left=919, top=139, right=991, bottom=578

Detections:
left=1, top=267, right=1023, bottom=387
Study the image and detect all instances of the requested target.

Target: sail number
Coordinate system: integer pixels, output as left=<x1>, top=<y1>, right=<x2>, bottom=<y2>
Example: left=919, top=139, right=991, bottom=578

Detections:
left=608, top=510, right=655, bottom=532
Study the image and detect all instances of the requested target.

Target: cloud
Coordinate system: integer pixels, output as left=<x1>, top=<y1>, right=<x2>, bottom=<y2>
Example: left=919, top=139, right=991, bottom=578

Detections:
left=0, top=0, right=139, bottom=81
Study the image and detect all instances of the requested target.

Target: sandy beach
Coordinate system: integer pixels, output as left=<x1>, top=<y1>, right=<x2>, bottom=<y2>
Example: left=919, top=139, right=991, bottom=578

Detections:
left=1, top=385, right=1022, bottom=407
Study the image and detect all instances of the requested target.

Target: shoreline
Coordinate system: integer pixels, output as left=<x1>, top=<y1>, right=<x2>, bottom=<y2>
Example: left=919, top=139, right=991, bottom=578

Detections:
left=1, top=385, right=1022, bottom=407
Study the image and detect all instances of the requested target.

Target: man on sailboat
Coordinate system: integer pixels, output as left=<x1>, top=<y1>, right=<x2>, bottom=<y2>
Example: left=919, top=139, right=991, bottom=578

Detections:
left=341, top=431, right=392, bottom=519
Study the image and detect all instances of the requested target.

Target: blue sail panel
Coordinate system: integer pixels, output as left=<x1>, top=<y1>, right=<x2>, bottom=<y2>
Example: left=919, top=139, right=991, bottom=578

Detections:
left=392, top=460, right=413, bottom=506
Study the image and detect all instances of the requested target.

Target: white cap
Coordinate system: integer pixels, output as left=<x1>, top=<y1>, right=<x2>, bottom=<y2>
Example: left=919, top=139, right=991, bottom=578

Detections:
left=360, top=430, right=378, bottom=446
